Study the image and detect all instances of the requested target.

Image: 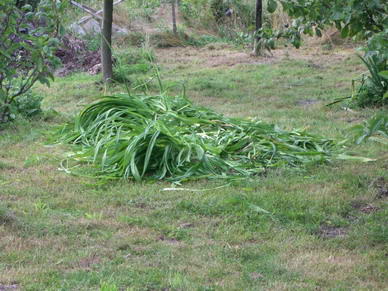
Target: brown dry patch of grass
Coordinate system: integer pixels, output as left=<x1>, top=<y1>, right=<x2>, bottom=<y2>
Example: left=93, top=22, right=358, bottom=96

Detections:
left=281, top=246, right=385, bottom=289
left=155, top=43, right=359, bottom=72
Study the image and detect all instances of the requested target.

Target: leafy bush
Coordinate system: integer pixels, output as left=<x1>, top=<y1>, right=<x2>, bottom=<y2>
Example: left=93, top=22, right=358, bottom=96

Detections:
left=0, top=0, right=63, bottom=123
left=15, top=0, right=41, bottom=9
left=61, top=91, right=345, bottom=183
left=280, top=0, right=387, bottom=42
left=0, top=91, right=42, bottom=122
left=13, top=92, right=43, bottom=118
left=353, top=29, right=388, bottom=107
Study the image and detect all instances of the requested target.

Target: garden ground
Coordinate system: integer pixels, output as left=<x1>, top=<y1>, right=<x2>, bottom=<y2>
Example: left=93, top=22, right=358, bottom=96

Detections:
left=0, top=43, right=387, bottom=290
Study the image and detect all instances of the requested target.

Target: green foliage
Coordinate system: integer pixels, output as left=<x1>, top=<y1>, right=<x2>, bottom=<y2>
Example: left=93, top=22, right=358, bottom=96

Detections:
left=0, top=0, right=63, bottom=123
left=366, top=29, right=388, bottom=60
left=210, top=0, right=229, bottom=23
left=277, top=0, right=388, bottom=107
left=267, top=0, right=277, bottom=14
left=61, top=91, right=344, bottom=183
left=83, top=33, right=101, bottom=52
left=280, top=0, right=387, bottom=40
left=0, top=91, right=43, bottom=122
left=189, top=34, right=226, bottom=46
left=351, top=114, right=388, bottom=144
left=114, top=48, right=155, bottom=65
left=353, top=55, right=388, bottom=107
left=13, top=91, right=43, bottom=118
left=328, top=44, right=387, bottom=108
left=100, top=282, right=119, bottom=291
left=279, top=0, right=388, bottom=55
left=180, top=0, right=257, bottom=35
left=112, top=48, right=155, bottom=83
left=15, top=0, right=41, bottom=9
left=179, top=0, right=200, bottom=20
left=253, top=23, right=306, bottom=54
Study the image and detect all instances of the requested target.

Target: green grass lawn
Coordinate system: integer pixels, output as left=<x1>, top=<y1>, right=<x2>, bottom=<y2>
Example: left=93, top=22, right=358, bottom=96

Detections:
left=0, top=44, right=387, bottom=290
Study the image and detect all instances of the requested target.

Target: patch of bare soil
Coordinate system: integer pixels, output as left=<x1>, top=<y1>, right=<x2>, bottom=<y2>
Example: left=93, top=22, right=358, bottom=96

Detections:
left=295, top=98, right=320, bottom=106
left=158, top=235, right=183, bottom=246
left=318, top=225, right=348, bottom=239
left=179, top=222, right=194, bottom=229
left=77, top=254, right=101, bottom=270
left=249, top=272, right=264, bottom=280
left=0, top=284, right=19, bottom=291
left=360, top=205, right=380, bottom=214
left=351, top=200, right=380, bottom=214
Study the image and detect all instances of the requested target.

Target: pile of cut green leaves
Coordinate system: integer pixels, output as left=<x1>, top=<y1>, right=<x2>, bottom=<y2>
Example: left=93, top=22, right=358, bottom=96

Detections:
left=61, top=93, right=341, bottom=182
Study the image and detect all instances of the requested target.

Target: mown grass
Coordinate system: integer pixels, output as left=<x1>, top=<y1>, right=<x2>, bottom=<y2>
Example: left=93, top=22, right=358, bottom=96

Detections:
left=0, top=45, right=387, bottom=290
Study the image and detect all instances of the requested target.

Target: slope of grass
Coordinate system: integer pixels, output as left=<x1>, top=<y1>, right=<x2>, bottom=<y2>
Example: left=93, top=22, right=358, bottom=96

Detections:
left=0, top=45, right=387, bottom=290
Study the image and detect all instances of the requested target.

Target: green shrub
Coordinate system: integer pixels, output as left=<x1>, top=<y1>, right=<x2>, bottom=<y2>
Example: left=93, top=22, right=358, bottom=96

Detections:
left=15, top=0, right=41, bottom=9
left=1, top=91, right=43, bottom=122
left=0, top=0, right=62, bottom=123
left=13, top=92, right=43, bottom=118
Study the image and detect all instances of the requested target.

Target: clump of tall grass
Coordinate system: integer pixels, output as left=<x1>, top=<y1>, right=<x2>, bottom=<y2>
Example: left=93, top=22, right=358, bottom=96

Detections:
left=60, top=90, right=349, bottom=183
left=353, top=55, right=388, bottom=107
left=112, top=47, right=155, bottom=83
left=328, top=55, right=387, bottom=108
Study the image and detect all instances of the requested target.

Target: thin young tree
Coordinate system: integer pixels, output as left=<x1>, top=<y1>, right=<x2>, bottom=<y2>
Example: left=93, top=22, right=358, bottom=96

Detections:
left=172, top=0, right=177, bottom=35
left=252, top=0, right=262, bottom=56
left=101, top=0, right=113, bottom=82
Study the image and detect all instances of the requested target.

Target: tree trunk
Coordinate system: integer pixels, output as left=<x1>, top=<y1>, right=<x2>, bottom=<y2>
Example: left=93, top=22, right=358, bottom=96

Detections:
left=172, top=0, right=177, bottom=35
left=101, top=0, right=113, bottom=82
left=252, top=0, right=262, bottom=56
